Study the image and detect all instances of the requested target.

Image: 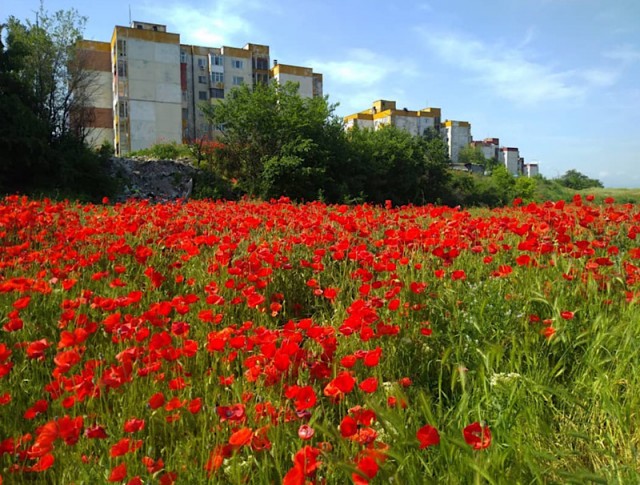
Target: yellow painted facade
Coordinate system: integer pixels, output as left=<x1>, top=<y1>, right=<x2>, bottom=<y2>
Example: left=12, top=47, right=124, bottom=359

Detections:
left=443, top=120, right=470, bottom=127
left=221, top=46, right=252, bottom=58
left=271, top=64, right=313, bottom=77
left=78, top=40, right=111, bottom=52
left=111, top=26, right=179, bottom=46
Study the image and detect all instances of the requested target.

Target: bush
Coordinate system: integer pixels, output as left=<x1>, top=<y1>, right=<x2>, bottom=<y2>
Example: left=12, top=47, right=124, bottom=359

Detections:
left=130, top=141, right=193, bottom=160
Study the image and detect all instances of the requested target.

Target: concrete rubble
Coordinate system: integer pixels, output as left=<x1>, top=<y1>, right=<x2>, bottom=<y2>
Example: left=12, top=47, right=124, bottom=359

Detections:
left=106, top=156, right=198, bottom=203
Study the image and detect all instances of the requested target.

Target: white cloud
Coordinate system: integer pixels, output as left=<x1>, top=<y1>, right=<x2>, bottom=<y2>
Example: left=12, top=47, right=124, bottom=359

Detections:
left=307, top=48, right=420, bottom=114
left=138, top=0, right=261, bottom=46
left=603, top=44, right=640, bottom=64
left=581, top=68, right=620, bottom=87
left=309, top=48, right=416, bottom=88
left=416, top=28, right=618, bottom=106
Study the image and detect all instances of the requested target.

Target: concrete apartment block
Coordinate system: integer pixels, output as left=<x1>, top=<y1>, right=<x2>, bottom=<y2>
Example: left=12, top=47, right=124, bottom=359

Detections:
left=344, top=100, right=441, bottom=138
left=79, top=21, right=322, bottom=155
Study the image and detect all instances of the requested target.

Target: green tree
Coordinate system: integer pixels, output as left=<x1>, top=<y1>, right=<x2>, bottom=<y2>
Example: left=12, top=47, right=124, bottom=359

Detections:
left=346, top=125, right=450, bottom=205
left=201, top=81, right=346, bottom=200
left=556, top=169, right=603, bottom=190
left=458, top=145, right=501, bottom=173
left=514, top=176, right=537, bottom=201
left=491, top=165, right=516, bottom=205
left=1, top=6, right=113, bottom=199
left=458, top=145, right=486, bottom=166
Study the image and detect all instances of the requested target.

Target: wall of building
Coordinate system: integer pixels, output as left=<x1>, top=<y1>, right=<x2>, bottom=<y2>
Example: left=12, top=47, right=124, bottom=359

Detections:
left=76, top=41, right=114, bottom=148
left=443, top=121, right=471, bottom=163
left=222, top=46, right=252, bottom=97
left=271, top=64, right=317, bottom=98
left=501, top=148, right=520, bottom=175
left=524, top=163, right=539, bottom=177
left=111, top=27, right=182, bottom=155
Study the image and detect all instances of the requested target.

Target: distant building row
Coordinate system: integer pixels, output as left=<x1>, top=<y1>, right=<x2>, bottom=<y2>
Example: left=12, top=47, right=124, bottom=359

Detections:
left=344, top=100, right=538, bottom=177
left=78, top=21, right=322, bottom=156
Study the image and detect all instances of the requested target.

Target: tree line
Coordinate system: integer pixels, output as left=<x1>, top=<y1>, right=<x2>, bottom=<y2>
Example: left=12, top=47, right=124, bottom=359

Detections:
left=1, top=7, right=604, bottom=206
left=0, top=6, right=114, bottom=201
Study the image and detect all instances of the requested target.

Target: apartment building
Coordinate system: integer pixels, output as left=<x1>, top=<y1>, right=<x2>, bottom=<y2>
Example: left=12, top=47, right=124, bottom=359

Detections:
left=180, top=42, right=271, bottom=141
left=344, top=100, right=442, bottom=137
left=470, top=138, right=500, bottom=162
left=270, top=63, right=323, bottom=99
left=75, top=40, right=113, bottom=148
left=343, top=101, right=477, bottom=163
left=442, top=120, right=472, bottom=164
left=343, top=101, right=536, bottom=173
left=499, top=147, right=522, bottom=176
left=523, top=162, right=539, bottom=177
left=78, top=21, right=322, bottom=156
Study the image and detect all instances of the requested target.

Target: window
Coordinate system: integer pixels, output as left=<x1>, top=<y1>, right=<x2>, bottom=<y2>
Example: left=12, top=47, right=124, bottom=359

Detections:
left=210, top=88, right=224, bottom=99
left=117, top=39, right=127, bottom=57
left=198, top=75, right=207, bottom=84
left=197, top=58, right=206, bottom=70
left=232, top=76, right=244, bottom=86
left=211, top=72, right=224, bottom=83
left=180, top=51, right=187, bottom=63
left=256, top=73, right=269, bottom=84
left=211, top=54, right=223, bottom=66
left=255, top=57, right=268, bottom=70
left=118, top=101, right=128, bottom=118
left=198, top=91, right=208, bottom=100
left=232, top=59, right=243, bottom=69
left=117, top=59, right=127, bottom=78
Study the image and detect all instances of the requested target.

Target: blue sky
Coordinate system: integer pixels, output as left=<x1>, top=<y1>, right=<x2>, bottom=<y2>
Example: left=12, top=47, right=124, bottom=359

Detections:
left=7, top=0, right=640, bottom=187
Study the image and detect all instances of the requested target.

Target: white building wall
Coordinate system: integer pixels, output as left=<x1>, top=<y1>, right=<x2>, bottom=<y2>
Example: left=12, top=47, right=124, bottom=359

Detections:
left=478, top=144, right=497, bottom=160
left=89, top=71, right=113, bottom=109
left=524, top=163, right=539, bottom=177
left=374, top=115, right=391, bottom=130
left=444, top=122, right=471, bottom=163
left=502, top=149, right=520, bottom=175
left=223, top=54, right=252, bottom=96
left=127, top=38, right=181, bottom=150
left=275, top=73, right=314, bottom=98
left=417, top=116, right=437, bottom=135
left=393, top=115, right=419, bottom=136
left=85, top=128, right=112, bottom=148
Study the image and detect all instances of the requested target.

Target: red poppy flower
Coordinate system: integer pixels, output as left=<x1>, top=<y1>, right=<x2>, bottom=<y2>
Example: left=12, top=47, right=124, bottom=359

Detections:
left=188, top=397, right=203, bottom=414
left=340, top=416, right=358, bottom=438
left=108, top=462, right=127, bottom=482
left=363, top=348, right=382, bottom=367
left=358, top=377, right=378, bottom=393
left=340, top=354, right=357, bottom=368
left=228, top=427, right=253, bottom=447
left=298, top=425, right=315, bottom=441
left=352, top=456, right=379, bottom=485
left=416, top=424, right=440, bottom=449
left=541, top=326, right=556, bottom=340
left=332, top=371, right=356, bottom=393
left=29, top=453, right=55, bottom=472
left=148, top=392, right=165, bottom=410
left=293, top=386, right=317, bottom=411
left=123, top=418, right=145, bottom=433
left=85, top=425, right=108, bottom=439
left=463, top=422, right=491, bottom=450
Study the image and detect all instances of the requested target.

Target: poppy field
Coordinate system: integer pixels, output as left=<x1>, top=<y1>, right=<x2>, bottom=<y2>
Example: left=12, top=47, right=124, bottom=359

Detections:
left=1, top=194, right=640, bottom=484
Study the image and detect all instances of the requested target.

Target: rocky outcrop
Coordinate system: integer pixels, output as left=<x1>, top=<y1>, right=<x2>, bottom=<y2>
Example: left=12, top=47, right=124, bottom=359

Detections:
left=106, top=156, right=198, bottom=203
